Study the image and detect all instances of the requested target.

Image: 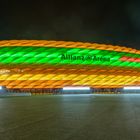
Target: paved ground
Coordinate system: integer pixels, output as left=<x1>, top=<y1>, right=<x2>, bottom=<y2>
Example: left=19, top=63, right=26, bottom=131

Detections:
left=0, top=94, right=140, bottom=140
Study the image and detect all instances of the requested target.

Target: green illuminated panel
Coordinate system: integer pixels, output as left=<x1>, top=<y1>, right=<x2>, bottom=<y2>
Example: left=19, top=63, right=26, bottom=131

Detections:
left=0, top=46, right=139, bottom=68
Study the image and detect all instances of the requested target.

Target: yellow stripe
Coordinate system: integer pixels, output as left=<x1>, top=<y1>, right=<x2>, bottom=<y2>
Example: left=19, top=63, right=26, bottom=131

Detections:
left=0, top=40, right=138, bottom=54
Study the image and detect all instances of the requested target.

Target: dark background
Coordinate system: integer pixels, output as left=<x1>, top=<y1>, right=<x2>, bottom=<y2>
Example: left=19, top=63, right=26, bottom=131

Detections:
left=0, top=0, right=140, bottom=49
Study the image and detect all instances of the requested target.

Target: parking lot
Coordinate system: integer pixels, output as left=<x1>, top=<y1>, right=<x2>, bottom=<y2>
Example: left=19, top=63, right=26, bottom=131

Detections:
left=0, top=94, right=140, bottom=140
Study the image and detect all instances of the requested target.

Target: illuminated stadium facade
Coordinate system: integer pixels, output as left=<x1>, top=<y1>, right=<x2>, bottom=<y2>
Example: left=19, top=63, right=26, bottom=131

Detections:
left=0, top=40, right=140, bottom=93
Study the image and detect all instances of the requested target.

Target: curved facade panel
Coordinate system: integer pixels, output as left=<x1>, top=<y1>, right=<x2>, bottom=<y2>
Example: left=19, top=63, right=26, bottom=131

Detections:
left=0, top=40, right=140, bottom=89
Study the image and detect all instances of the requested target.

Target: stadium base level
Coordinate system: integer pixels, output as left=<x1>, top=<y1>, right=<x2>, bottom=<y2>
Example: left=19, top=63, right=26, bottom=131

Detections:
left=6, top=88, right=123, bottom=95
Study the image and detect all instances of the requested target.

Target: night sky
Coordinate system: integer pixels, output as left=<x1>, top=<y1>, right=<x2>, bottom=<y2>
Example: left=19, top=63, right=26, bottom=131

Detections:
left=0, top=0, right=140, bottom=49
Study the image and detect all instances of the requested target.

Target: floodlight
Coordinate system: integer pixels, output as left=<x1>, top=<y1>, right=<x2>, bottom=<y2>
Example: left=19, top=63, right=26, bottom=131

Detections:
left=123, top=86, right=140, bottom=90
left=63, top=86, right=90, bottom=90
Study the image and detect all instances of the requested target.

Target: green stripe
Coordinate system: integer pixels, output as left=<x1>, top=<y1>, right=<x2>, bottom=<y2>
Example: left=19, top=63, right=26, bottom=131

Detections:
left=0, top=46, right=139, bottom=68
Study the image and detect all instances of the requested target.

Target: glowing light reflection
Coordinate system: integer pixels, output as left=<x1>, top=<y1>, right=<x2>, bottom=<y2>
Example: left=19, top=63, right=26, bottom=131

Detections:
left=63, top=86, right=90, bottom=90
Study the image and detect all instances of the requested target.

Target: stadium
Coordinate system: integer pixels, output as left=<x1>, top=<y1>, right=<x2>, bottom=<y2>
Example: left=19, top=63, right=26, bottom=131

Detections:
left=0, top=40, right=140, bottom=94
